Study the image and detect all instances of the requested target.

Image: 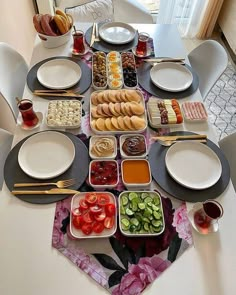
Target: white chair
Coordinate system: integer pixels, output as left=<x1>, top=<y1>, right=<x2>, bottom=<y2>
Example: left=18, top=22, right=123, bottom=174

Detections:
left=219, top=132, right=236, bottom=191
left=37, top=0, right=154, bottom=24
left=0, top=42, right=28, bottom=133
left=0, top=42, right=28, bottom=189
left=188, top=40, right=228, bottom=99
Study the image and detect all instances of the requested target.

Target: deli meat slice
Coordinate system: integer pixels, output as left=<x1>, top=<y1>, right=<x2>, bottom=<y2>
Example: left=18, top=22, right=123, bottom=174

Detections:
left=182, top=101, right=208, bottom=120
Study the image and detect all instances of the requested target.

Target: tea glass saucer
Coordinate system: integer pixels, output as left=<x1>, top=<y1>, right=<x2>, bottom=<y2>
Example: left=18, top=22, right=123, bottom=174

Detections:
left=72, top=43, right=90, bottom=56
left=17, top=112, right=43, bottom=131
left=188, top=203, right=219, bottom=235
left=132, top=47, right=152, bottom=58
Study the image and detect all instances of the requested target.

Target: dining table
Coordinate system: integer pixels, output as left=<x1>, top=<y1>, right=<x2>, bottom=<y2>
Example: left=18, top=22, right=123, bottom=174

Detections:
left=0, top=22, right=236, bottom=295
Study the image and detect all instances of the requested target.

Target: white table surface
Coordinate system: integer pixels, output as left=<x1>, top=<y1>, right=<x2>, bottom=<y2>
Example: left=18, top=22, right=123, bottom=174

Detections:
left=0, top=24, right=236, bottom=295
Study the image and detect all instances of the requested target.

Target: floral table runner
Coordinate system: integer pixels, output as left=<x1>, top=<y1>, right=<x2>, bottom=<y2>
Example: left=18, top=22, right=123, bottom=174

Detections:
left=52, top=43, right=193, bottom=294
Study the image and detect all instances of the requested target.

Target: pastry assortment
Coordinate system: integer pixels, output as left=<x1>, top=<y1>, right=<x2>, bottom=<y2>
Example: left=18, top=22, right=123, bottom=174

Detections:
left=182, top=101, right=208, bottom=121
left=90, top=90, right=146, bottom=132
left=46, top=100, right=81, bottom=128
left=90, top=136, right=116, bottom=159
left=33, top=9, right=73, bottom=36
left=92, top=51, right=107, bottom=89
left=107, top=51, right=123, bottom=90
left=121, top=52, right=138, bottom=88
left=147, top=97, right=183, bottom=127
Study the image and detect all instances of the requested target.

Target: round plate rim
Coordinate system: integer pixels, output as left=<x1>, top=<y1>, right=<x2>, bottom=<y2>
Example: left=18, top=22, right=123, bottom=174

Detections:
left=150, top=62, right=193, bottom=92
left=165, top=141, right=222, bottom=190
left=37, top=58, right=82, bottom=89
left=18, top=131, right=75, bottom=179
left=99, top=22, right=136, bottom=45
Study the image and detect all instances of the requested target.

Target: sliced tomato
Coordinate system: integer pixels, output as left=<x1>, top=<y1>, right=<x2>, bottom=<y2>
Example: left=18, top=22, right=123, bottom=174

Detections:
left=79, top=199, right=89, bottom=211
left=104, top=216, right=115, bottom=229
left=81, top=223, right=93, bottom=235
left=94, top=212, right=106, bottom=221
left=105, top=203, right=116, bottom=217
left=97, top=194, right=110, bottom=206
left=90, top=205, right=102, bottom=215
left=93, top=222, right=105, bottom=233
left=72, top=207, right=81, bottom=217
left=82, top=211, right=94, bottom=223
left=72, top=215, right=84, bottom=229
left=85, top=193, right=98, bottom=205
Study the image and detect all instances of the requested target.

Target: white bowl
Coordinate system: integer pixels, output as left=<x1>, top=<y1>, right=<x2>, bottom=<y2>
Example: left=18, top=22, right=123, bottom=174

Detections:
left=119, top=134, right=147, bottom=159
left=38, top=26, right=72, bottom=48
left=118, top=191, right=165, bottom=236
left=70, top=192, right=117, bottom=239
left=89, top=135, right=117, bottom=159
left=121, top=159, right=152, bottom=190
left=89, top=159, right=119, bottom=190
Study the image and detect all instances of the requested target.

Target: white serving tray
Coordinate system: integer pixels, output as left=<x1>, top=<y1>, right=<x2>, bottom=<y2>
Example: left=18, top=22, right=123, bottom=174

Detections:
left=90, top=89, right=147, bottom=134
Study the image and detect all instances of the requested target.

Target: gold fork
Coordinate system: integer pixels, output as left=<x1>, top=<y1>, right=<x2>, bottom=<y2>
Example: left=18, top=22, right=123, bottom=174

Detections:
left=14, top=179, right=76, bottom=188
left=34, top=87, right=81, bottom=94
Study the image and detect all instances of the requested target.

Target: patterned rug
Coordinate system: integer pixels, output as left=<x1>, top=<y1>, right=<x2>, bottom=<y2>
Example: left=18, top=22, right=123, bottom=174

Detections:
left=203, top=62, right=236, bottom=141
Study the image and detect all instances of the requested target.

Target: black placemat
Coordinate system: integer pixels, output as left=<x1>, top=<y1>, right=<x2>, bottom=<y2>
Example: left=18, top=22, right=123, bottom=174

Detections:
left=4, top=131, right=89, bottom=204
left=148, top=131, right=230, bottom=202
left=85, top=25, right=138, bottom=53
left=137, top=62, right=199, bottom=99
left=27, top=56, right=92, bottom=98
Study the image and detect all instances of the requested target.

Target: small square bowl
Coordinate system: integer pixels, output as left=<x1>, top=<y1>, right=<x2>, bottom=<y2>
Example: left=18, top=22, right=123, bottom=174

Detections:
left=120, top=134, right=147, bottom=159
left=121, top=159, right=152, bottom=190
left=70, top=192, right=117, bottom=239
left=89, top=135, right=117, bottom=160
left=89, top=159, right=119, bottom=189
left=118, top=191, right=165, bottom=236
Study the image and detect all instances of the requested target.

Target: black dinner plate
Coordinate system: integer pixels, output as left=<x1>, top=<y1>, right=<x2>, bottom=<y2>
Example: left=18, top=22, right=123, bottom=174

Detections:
left=137, top=62, right=199, bottom=99
left=27, top=56, right=92, bottom=98
left=4, top=131, right=89, bottom=204
left=148, top=131, right=230, bottom=202
left=85, top=25, right=138, bottom=53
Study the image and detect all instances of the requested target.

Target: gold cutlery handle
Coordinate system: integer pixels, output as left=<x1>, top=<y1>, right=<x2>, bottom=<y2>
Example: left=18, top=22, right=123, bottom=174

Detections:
left=34, top=92, right=84, bottom=98
left=175, top=135, right=207, bottom=140
left=12, top=190, right=49, bottom=195
left=14, top=183, right=53, bottom=187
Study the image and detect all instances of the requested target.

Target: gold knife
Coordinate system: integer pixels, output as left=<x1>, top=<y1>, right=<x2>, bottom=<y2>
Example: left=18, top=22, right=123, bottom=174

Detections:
left=12, top=188, right=80, bottom=195
left=152, top=134, right=207, bottom=141
left=90, top=22, right=96, bottom=47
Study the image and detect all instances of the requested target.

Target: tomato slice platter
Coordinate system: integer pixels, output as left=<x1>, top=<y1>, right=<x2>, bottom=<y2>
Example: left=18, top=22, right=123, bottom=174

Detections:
left=70, top=192, right=117, bottom=239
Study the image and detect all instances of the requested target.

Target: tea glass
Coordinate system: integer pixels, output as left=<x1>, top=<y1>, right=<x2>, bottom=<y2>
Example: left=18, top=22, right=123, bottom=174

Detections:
left=18, top=99, right=39, bottom=128
left=192, top=199, right=224, bottom=234
left=136, top=32, right=150, bottom=57
left=72, top=30, right=86, bottom=55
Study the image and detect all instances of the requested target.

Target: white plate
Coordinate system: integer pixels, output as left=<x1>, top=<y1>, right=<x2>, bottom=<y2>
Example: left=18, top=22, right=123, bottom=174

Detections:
left=37, top=59, right=82, bottom=89
left=150, top=62, right=193, bottom=92
left=18, top=131, right=75, bottom=179
left=165, top=141, right=222, bottom=190
left=99, top=22, right=136, bottom=44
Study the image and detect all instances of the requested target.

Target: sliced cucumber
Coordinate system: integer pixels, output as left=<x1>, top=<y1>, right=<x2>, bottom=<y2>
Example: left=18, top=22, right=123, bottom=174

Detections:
left=121, top=195, right=129, bottom=206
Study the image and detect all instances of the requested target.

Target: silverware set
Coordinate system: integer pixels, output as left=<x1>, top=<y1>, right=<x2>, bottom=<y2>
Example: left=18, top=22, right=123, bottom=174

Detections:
left=151, top=134, right=207, bottom=147
left=33, top=89, right=84, bottom=99
left=12, top=179, right=78, bottom=195
left=144, top=57, right=185, bottom=65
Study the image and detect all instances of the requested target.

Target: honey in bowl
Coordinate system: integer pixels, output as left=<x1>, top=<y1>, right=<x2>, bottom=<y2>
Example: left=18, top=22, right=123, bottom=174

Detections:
left=122, top=159, right=151, bottom=184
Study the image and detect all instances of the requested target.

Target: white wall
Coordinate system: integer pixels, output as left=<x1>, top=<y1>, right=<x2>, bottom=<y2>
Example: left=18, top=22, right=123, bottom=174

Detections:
left=0, top=0, right=36, bottom=64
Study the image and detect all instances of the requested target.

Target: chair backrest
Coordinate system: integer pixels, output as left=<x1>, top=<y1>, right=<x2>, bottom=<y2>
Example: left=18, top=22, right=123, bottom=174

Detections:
left=219, top=132, right=236, bottom=191
left=188, top=40, right=228, bottom=99
left=0, top=42, right=28, bottom=130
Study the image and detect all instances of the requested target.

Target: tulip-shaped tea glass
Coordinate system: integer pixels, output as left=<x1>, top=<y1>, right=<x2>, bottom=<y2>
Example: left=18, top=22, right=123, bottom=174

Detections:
left=136, top=32, right=149, bottom=57
left=72, top=30, right=86, bottom=55
left=18, top=99, right=39, bottom=128
left=192, top=200, right=223, bottom=234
